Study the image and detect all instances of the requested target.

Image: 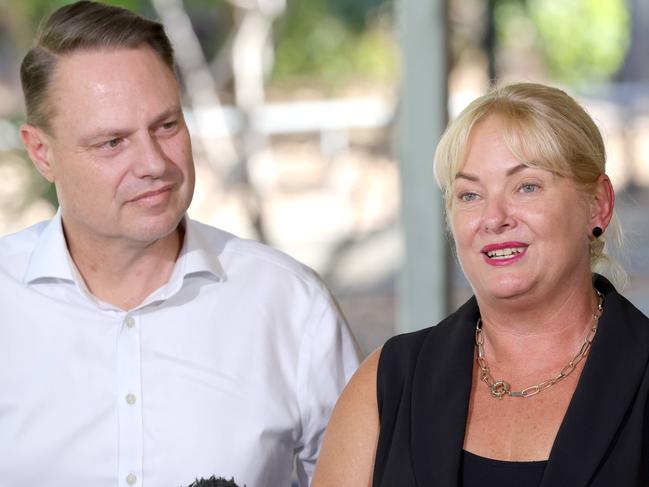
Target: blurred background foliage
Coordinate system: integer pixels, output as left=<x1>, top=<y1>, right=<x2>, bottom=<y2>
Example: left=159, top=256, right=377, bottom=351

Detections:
left=3, top=0, right=633, bottom=94
left=272, top=0, right=396, bottom=92
left=517, top=0, right=629, bottom=84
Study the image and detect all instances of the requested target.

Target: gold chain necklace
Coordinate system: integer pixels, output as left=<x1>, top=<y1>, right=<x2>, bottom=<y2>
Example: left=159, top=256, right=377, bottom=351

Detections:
left=475, top=290, right=604, bottom=400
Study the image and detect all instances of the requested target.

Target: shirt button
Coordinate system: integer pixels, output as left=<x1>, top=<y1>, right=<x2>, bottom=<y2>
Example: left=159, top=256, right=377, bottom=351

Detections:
left=125, top=393, right=137, bottom=405
left=125, top=316, right=135, bottom=328
left=126, top=473, right=137, bottom=485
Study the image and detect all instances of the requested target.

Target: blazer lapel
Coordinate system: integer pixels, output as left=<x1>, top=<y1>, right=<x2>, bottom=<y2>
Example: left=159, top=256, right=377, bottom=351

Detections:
left=541, top=277, right=649, bottom=486
left=411, top=298, right=477, bottom=487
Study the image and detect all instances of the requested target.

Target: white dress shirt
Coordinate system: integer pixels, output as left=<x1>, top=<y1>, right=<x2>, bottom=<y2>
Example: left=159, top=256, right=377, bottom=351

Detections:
left=0, top=211, right=360, bottom=487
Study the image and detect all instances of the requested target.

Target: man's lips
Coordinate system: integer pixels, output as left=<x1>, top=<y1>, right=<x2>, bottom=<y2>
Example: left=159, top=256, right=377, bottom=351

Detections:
left=129, top=185, right=173, bottom=203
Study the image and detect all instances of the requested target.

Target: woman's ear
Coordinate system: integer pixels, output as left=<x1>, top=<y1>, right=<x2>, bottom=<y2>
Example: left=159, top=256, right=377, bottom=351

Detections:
left=591, top=174, right=615, bottom=231
left=20, top=124, right=56, bottom=183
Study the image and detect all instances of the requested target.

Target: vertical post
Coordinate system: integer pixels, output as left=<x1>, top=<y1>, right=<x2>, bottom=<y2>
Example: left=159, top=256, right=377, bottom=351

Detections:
left=396, top=0, right=449, bottom=332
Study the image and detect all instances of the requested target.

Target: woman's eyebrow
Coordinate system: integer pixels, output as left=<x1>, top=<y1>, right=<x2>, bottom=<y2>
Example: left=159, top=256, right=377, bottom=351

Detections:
left=455, top=163, right=530, bottom=182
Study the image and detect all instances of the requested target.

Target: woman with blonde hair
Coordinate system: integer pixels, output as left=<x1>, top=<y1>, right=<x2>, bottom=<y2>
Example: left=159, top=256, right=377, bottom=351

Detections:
left=312, top=83, right=649, bottom=486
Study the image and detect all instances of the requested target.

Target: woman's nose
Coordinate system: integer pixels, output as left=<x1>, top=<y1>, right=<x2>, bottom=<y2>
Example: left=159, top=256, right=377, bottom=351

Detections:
left=482, top=195, right=514, bottom=233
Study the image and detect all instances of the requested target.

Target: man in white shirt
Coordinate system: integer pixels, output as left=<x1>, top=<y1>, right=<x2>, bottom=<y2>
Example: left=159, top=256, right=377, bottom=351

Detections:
left=0, top=2, right=360, bottom=486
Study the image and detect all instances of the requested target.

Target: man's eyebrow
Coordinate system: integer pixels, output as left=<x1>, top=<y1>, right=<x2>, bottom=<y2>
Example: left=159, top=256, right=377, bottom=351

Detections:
left=149, top=106, right=183, bottom=127
left=455, top=163, right=530, bottom=182
left=79, top=128, right=132, bottom=146
left=78, top=106, right=184, bottom=145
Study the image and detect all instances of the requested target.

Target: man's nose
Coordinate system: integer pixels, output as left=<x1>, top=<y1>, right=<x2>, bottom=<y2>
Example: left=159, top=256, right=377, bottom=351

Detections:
left=133, top=135, right=167, bottom=179
left=482, top=194, right=514, bottom=233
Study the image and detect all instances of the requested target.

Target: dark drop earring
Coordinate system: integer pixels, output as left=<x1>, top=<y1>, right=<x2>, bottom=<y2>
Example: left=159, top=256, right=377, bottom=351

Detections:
left=592, top=226, right=603, bottom=238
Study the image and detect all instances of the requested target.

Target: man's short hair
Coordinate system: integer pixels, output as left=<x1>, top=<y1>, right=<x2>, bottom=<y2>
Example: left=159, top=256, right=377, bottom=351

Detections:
left=20, top=0, right=176, bottom=132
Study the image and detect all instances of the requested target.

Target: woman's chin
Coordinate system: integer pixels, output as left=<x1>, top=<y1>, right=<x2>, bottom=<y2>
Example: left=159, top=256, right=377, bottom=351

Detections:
left=475, top=276, right=534, bottom=301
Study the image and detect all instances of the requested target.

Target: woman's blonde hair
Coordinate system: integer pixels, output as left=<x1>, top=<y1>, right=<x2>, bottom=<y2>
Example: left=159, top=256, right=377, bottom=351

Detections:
left=433, top=82, right=625, bottom=286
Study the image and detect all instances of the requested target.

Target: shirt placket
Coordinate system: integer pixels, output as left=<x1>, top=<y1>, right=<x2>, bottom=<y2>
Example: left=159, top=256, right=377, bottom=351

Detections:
left=117, top=313, right=144, bottom=486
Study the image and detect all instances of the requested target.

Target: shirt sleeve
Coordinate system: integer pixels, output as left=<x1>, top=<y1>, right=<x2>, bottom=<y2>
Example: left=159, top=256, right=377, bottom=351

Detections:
left=294, top=290, right=362, bottom=486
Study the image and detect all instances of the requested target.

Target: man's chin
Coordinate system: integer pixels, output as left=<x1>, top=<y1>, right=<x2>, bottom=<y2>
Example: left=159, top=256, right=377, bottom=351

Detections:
left=125, top=215, right=185, bottom=246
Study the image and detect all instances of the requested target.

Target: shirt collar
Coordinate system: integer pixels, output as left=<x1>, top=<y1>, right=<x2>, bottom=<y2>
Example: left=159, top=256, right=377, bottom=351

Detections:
left=23, top=212, right=226, bottom=287
left=23, top=209, right=76, bottom=284
left=131, top=217, right=226, bottom=309
left=176, top=217, right=226, bottom=281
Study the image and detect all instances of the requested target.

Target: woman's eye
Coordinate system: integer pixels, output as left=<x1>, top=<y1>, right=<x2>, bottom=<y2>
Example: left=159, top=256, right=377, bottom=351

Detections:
left=459, top=192, right=478, bottom=202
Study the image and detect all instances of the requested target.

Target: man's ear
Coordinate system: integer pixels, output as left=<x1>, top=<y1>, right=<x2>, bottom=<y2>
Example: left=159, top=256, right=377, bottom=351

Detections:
left=591, top=174, right=615, bottom=231
left=20, top=124, right=55, bottom=183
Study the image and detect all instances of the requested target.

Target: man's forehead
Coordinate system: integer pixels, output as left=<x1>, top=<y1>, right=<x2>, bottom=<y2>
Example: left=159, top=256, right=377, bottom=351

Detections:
left=53, top=46, right=174, bottom=79
left=46, top=47, right=181, bottom=138
left=51, top=46, right=177, bottom=91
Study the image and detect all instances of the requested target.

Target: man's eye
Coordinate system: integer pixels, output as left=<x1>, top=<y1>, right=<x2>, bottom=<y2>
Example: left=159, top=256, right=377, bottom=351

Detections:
left=161, top=121, right=177, bottom=130
left=101, top=138, right=122, bottom=149
left=520, top=183, right=539, bottom=193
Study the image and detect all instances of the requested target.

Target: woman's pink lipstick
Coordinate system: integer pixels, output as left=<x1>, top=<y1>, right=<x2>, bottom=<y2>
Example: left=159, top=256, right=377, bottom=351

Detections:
left=481, top=241, right=528, bottom=266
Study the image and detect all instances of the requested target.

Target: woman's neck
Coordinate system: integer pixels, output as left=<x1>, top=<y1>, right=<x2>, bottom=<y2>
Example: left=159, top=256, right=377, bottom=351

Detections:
left=475, top=278, right=600, bottom=369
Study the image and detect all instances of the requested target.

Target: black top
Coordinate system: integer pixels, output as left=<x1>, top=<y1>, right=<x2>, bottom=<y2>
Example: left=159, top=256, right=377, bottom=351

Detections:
left=459, top=450, right=545, bottom=487
left=373, top=275, right=649, bottom=487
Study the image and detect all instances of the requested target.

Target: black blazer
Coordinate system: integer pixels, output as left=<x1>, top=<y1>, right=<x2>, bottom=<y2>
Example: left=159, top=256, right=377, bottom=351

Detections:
left=374, top=275, right=649, bottom=486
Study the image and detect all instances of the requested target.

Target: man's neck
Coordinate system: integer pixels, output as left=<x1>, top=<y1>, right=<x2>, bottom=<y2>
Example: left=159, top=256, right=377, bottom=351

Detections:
left=64, top=225, right=184, bottom=311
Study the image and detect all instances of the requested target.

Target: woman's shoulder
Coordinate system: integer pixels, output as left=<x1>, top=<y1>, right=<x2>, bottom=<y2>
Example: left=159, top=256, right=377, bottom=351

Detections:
left=595, top=274, right=649, bottom=329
